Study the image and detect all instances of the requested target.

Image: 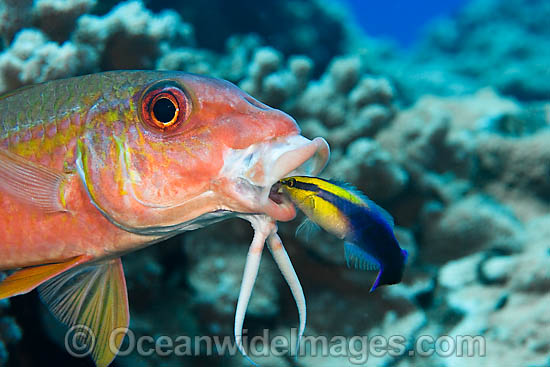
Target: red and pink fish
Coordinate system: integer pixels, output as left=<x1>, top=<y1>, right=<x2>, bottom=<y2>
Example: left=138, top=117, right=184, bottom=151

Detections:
left=0, top=71, right=329, bottom=366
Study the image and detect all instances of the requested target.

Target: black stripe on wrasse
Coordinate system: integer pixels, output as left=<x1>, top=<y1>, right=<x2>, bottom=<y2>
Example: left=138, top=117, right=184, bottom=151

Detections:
left=292, top=180, right=320, bottom=193
left=316, top=187, right=393, bottom=239
left=316, top=187, right=361, bottom=217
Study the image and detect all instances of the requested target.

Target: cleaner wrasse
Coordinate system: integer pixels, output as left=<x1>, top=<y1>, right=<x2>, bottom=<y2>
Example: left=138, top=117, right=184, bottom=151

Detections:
left=278, top=176, right=408, bottom=291
left=0, top=71, right=329, bottom=366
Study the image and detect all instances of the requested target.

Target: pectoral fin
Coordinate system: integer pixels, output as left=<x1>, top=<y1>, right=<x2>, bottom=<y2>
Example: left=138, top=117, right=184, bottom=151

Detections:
left=38, top=258, right=129, bottom=367
left=344, top=242, right=380, bottom=271
left=0, top=255, right=92, bottom=299
left=0, top=148, right=69, bottom=212
left=295, top=217, right=321, bottom=241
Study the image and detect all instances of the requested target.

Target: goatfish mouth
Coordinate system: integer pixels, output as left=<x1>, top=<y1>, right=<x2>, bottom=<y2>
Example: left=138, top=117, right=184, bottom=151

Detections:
left=81, top=135, right=329, bottom=237
left=218, top=135, right=329, bottom=221
left=217, top=134, right=328, bottom=364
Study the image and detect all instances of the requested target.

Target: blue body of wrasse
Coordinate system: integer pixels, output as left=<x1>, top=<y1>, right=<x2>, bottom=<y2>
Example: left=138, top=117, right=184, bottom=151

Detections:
left=278, top=176, right=408, bottom=291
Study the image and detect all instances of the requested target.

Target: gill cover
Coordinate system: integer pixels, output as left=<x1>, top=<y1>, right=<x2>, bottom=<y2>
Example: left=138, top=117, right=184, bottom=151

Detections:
left=74, top=76, right=218, bottom=235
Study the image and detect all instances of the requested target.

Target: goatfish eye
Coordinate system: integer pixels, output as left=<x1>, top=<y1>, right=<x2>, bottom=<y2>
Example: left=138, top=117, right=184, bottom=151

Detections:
left=140, top=81, right=190, bottom=131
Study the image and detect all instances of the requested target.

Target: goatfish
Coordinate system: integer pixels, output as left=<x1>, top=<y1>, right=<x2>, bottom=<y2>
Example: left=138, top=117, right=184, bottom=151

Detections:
left=277, top=176, right=408, bottom=291
left=0, top=71, right=330, bottom=366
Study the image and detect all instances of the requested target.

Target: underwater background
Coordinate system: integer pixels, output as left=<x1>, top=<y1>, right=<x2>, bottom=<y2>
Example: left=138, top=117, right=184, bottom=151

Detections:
left=0, top=0, right=549, bottom=366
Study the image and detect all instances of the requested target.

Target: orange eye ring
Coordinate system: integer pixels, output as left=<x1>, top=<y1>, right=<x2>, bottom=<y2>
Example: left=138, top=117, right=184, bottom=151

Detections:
left=140, top=83, right=189, bottom=131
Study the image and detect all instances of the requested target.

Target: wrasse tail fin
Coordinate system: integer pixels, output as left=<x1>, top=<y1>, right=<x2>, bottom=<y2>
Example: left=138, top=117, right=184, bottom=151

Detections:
left=38, top=258, right=129, bottom=367
left=0, top=148, right=69, bottom=212
left=371, top=251, right=408, bottom=293
left=371, top=268, right=402, bottom=293
left=344, top=242, right=380, bottom=271
left=0, top=255, right=92, bottom=299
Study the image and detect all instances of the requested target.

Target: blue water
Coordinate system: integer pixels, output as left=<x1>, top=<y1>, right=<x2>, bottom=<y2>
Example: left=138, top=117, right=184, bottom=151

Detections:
left=341, top=0, right=468, bottom=47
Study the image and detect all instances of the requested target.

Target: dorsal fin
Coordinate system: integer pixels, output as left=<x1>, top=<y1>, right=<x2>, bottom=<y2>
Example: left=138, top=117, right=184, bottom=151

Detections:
left=362, top=196, right=394, bottom=228
left=327, top=179, right=395, bottom=227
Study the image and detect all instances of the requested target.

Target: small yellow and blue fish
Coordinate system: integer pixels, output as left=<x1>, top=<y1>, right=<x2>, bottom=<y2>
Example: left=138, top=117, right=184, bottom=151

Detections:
left=277, top=176, right=408, bottom=291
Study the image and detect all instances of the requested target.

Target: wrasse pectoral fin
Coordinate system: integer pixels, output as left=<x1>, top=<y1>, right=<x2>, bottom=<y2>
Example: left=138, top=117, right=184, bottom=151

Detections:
left=344, top=242, right=384, bottom=292
left=294, top=217, right=321, bottom=241
left=38, top=258, right=129, bottom=367
left=0, top=255, right=92, bottom=299
left=344, top=242, right=380, bottom=271
left=0, top=148, right=69, bottom=212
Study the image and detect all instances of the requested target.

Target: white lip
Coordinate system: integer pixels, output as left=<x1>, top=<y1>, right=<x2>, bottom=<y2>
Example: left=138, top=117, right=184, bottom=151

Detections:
left=218, top=135, right=330, bottom=221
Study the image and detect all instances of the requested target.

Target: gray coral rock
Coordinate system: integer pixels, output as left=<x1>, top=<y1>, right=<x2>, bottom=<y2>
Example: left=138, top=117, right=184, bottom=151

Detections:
left=422, top=194, right=523, bottom=264
left=326, top=138, right=408, bottom=201
left=74, top=0, right=194, bottom=70
left=0, top=29, right=95, bottom=93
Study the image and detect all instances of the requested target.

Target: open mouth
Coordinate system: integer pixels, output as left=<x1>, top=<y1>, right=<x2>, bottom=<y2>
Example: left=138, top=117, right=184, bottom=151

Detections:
left=262, top=181, right=294, bottom=221
left=268, top=182, right=284, bottom=204
left=253, top=136, right=329, bottom=221
left=220, top=135, right=329, bottom=222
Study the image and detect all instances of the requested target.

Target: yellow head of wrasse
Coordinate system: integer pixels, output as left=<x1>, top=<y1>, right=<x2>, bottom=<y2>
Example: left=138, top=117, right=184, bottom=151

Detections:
left=278, top=176, right=365, bottom=239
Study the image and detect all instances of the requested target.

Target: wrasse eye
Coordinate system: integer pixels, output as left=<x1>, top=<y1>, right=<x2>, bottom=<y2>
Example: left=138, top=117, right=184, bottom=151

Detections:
left=140, top=82, right=190, bottom=131
left=283, top=178, right=297, bottom=188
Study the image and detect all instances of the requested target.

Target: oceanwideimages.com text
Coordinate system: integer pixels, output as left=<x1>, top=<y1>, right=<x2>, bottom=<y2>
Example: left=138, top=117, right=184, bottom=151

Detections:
left=65, top=325, right=486, bottom=364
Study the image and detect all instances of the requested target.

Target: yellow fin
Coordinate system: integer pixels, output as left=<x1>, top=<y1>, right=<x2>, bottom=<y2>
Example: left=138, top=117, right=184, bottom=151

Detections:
left=38, top=258, right=129, bottom=367
left=0, top=255, right=92, bottom=299
left=0, top=148, right=68, bottom=212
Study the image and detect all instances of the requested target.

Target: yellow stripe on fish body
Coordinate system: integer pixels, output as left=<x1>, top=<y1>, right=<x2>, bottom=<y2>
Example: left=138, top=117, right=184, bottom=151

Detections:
left=279, top=176, right=366, bottom=239
left=279, top=175, right=407, bottom=293
left=297, top=176, right=365, bottom=204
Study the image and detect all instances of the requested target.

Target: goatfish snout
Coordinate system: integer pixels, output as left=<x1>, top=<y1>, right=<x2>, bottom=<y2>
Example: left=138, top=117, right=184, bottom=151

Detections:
left=277, top=176, right=408, bottom=291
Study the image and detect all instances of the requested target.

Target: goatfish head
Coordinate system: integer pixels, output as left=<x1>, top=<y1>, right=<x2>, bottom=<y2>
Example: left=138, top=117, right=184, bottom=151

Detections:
left=76, top=71, right=330, bottom=238
left=77, top=73, right=330, bottom=364
left=0, top=71, right=330, bottom=367
left=277, top=176, right=408, bottom=292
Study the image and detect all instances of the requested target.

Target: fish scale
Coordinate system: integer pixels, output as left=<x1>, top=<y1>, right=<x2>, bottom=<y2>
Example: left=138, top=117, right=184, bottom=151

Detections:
left=0, top=72, right=162, bottom=163
left=0, top=72, right=156, bottom=139
left=0, top=70, right=330, bottom=367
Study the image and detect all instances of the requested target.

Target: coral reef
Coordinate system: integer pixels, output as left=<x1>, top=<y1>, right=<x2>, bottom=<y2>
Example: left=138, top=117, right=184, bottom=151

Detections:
left=433, top=215, right=550, bottom=367
left=147, top=0, right=352, bottom=73
left=74, top=0, right=194, bottom=70
left=0, top=0, right=548, bottom=366
left=0, top=29, right=95, bottom=92
left=391, top=0, right=550, bottom=102
left=0, top=0, right=194, bottom=92
left=0, top=0, right=353, bottom=93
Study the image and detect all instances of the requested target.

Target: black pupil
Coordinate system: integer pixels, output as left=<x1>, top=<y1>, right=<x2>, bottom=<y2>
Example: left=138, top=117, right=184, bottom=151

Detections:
left=152, top=97, right=176, bottom=123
